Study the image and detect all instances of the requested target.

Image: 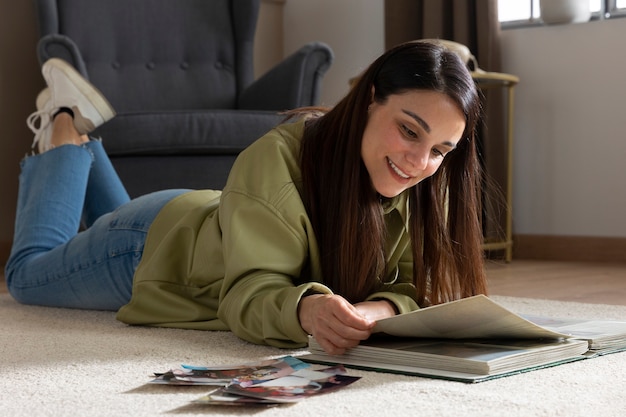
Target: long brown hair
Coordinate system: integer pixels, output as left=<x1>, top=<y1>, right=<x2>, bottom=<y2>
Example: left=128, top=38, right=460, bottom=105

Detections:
left=299, top=41, right=487, bottom=305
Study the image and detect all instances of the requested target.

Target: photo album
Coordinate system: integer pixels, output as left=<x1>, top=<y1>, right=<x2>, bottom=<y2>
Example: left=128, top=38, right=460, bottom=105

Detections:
left=300, top=295, right=626, bottom=383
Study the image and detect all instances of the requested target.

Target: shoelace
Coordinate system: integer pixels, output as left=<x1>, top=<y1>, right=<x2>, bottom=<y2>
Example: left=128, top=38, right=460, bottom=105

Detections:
left=26, top=109, right=51, bottom=152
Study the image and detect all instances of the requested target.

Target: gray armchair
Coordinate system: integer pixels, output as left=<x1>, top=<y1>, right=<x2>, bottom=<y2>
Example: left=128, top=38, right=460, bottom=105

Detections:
left=34, top=0, right=333, bottom=197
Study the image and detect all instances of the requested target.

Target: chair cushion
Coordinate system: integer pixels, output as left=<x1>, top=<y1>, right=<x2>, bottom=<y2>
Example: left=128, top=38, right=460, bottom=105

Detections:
left=110, top=154, right=243, bottom=197
left=95, top=110, right=285, bottom=156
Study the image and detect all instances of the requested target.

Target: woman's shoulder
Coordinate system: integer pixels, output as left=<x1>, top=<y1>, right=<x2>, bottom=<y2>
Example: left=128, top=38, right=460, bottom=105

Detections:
left=248, top=119, right=305, bottom=155
left=226, top=120, right=306, bottom=190
left=221, top=119, right=310, bottom=225
left=217, top=119, right=310, bottom=217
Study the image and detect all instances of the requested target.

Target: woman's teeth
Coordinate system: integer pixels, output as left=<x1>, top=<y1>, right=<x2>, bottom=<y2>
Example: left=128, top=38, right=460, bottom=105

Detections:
left=387, top=158, right=410, bottom=179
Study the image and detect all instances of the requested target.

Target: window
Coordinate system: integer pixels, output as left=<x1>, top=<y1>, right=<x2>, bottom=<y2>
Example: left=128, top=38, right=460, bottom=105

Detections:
left=499, top=0, right=626, bottom=26
left=498, top=0, right=539, bottom=22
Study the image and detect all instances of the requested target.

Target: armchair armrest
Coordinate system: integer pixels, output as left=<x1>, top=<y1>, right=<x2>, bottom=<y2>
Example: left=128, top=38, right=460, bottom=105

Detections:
left=238, top=42, right=333, bottom=111
left=36, top=34, right=89, bottom=77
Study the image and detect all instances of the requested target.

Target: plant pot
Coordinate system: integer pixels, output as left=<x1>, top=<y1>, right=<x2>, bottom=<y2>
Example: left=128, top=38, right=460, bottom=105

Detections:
left=540, top=0, right=591, bottom=24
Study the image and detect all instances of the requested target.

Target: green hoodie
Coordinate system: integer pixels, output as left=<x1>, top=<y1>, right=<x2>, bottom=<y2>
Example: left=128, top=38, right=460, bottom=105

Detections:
left=116, top=120, right=419, bottom=348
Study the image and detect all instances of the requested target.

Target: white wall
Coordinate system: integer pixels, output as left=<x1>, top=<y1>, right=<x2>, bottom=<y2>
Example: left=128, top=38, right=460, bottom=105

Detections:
left=283, top=0, right=385, bottom=106
left=501, top=18, right=626, bottom=238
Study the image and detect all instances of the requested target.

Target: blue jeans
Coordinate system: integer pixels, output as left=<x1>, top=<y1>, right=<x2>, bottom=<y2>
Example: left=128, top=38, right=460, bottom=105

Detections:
left=5, top=141, right=188, bottom=310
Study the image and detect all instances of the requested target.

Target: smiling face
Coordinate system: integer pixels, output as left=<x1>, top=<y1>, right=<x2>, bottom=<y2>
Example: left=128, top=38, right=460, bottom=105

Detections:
left=361, top=90, right=466, bottom=198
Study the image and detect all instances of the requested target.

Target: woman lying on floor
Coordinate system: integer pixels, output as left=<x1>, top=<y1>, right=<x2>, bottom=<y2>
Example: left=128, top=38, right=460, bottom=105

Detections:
left=6, top=41, right=486, bottom=355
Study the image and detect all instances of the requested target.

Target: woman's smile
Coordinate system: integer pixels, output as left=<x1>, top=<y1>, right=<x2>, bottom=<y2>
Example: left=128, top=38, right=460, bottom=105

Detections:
left=387, top=157, right=411, bottom=180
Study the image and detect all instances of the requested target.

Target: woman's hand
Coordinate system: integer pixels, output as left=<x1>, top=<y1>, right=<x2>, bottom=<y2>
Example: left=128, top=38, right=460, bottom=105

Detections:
left=298, top=294, right=375, bottom=355
left=353, top=300, right=398, bottom=322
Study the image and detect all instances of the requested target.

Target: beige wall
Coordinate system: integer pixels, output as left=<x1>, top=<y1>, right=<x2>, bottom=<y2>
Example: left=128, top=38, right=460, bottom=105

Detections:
left=501, top=18, right=626, bottom=238
left=283, top=0, right=385, bottom=106
left=255, top=0, right=285, bottom=78
left=0, top=1, right=45, bottom=264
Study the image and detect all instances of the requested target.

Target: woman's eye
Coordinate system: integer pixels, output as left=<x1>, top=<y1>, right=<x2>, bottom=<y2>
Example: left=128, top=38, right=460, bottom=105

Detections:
left=432, top=148, right=445, bottom=158
left=400, top=124, right=417, bottom=138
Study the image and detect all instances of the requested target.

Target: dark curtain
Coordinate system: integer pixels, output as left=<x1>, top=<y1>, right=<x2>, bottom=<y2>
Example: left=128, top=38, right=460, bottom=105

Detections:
left=384, top=0, right=508, bottom=244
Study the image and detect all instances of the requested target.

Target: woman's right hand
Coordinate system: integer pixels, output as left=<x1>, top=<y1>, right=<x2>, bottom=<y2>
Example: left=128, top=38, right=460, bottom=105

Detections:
left=298, top=294, right=375, bottom=355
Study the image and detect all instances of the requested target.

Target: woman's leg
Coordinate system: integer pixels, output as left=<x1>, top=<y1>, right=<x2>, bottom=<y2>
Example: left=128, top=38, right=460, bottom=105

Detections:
left=5, top=149, right=187, bottom=310
left=6, top=112, right=95, bottom=282
left=82, top=139, right=131, bottom=227
left=6, top=114, right=189, bottom=309
left=5, top=57, right=190, bottom=310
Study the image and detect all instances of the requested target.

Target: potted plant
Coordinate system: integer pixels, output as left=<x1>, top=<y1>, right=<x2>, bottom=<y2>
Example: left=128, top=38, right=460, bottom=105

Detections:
left=540, top=0, right=591, bottom=24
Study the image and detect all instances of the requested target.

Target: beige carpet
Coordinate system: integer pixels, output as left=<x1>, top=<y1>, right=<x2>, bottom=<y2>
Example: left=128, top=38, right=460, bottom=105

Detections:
left=1, top=293, right=625, bottom=417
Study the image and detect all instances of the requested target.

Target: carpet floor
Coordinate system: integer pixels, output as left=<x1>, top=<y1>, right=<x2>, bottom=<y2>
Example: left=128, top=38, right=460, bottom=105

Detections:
left=1, top=293, right=625, bottom=417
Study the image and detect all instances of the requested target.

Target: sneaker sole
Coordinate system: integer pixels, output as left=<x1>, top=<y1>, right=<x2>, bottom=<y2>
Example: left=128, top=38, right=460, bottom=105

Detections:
left=42, top=58, right=116, bottom=134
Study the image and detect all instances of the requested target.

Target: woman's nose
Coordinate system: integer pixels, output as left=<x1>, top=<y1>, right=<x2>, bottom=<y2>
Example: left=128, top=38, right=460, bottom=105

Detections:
left=406, top=145, right=429, bottom=171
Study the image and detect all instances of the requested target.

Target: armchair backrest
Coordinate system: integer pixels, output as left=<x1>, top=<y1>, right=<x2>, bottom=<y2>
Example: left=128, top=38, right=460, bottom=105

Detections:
left=34, top=0, right=260, bottom=112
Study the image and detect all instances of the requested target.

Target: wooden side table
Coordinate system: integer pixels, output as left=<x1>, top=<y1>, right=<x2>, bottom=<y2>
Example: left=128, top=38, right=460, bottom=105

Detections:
left=471, top=71, right=520, bottom=262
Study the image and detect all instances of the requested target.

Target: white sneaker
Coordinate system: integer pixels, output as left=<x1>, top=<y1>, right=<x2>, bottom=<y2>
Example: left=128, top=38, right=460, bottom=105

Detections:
left=41, top=58, right=115, bottom=135
left=26, top=88, right=54, bottom=153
